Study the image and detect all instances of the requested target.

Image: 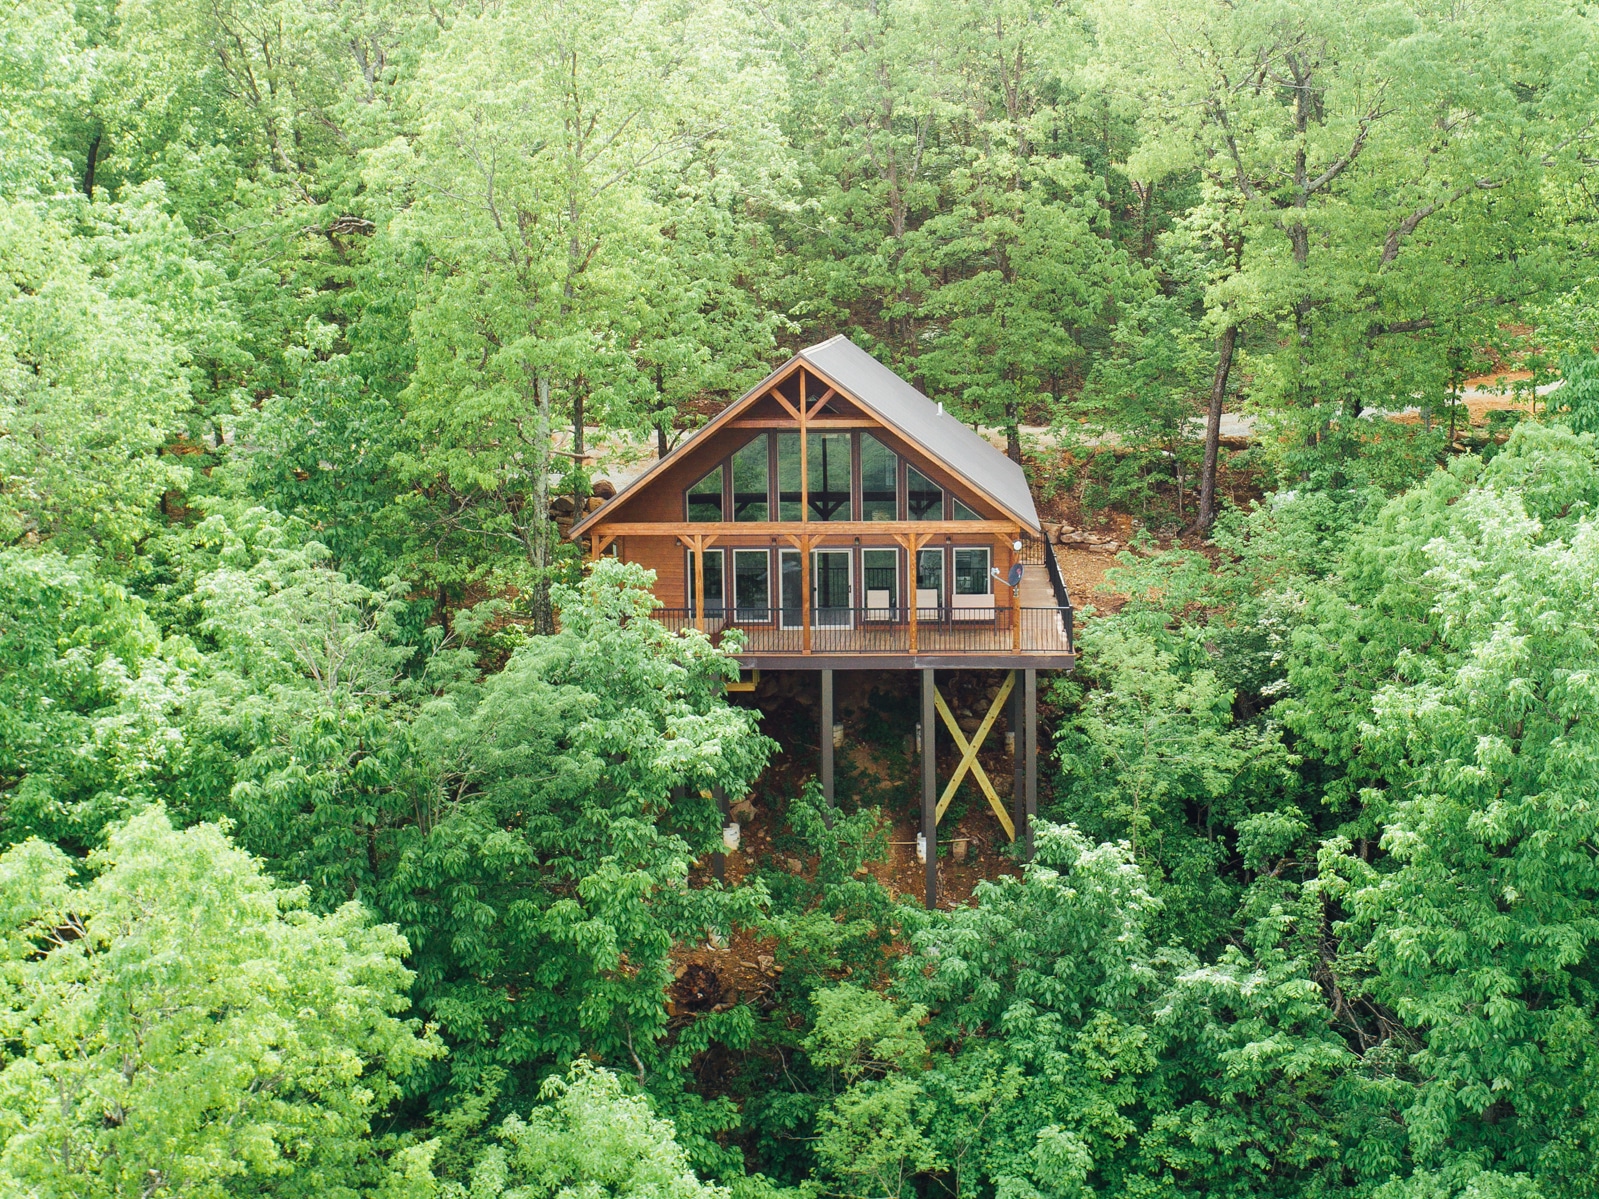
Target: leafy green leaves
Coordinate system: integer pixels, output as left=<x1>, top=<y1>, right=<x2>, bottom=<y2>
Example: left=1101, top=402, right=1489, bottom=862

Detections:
left=0, top=808, right=440, bottom=1198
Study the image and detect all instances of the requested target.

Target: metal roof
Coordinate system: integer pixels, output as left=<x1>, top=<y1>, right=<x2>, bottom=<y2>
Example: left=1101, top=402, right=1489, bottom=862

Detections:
left=571, top=335, right=1042, bottom=536
left=798, top=336, right=1041, bottom=533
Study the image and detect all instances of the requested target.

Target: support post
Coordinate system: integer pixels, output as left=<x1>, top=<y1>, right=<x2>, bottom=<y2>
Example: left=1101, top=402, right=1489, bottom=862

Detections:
left=1024, top=668, right=1037, bottom=861
left=1010, top=670, right=1024, bottom=845
left=799, top=371, right=809, bottom=524
left=693, top=537, right=705, bottom=632
left=921, top=668, right=937, bottom=909
left=1011, top=536, right=1023, bottom=653
left=801, top=540, right=812, bottom=654
left=713, top=785, right=729, bottom=883
left=820, top=669, right=835, bottom=820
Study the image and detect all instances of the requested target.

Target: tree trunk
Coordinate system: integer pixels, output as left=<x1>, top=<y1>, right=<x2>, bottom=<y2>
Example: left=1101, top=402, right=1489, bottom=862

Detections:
left=1005, top=400, right=1022, bottom=464
left=1197, top=324, right=1237, bottom=532
left=528, top=374, right=556, bottom=635
left=654, top=364, right=670, bottom=459
left=83, top=131, right=100, bottom=198
left=571, top=386, right=585, bottom=506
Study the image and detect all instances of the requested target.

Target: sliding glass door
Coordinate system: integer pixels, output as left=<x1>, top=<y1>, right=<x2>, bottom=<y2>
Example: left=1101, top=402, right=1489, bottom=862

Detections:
left=812, top=550, right=852, bottom=626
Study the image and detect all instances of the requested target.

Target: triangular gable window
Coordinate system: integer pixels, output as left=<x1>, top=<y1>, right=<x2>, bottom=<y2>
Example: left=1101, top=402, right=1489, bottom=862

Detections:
left=688, top=464, right=724, bottom=521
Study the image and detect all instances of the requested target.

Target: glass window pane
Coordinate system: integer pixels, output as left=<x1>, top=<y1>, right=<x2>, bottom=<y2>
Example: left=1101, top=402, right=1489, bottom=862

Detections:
left=688, top=549, right=726, bottom=613
left=862, top=548, right=897, bottom=612
left=907, top=467, right=942, bottom=520
left=731, top=437, right=769, bottom=521
left=776, top=433, right=803, bottom=521
left=953, top=497, right=980, bottom=521
left=813, top=550, right=851, bottom=623
left=860, top=435, right=898, bottom=521
left=954, top=548, right=990, bottom=595
left=733, top=550, right=770, bottom=621
left=807, top=432, right=851, bottom=521
left=687, top=463, right=724, bottom=522
left=780, top=550, right=803, bottom=626
left=916, top=549, right=943, bottom=591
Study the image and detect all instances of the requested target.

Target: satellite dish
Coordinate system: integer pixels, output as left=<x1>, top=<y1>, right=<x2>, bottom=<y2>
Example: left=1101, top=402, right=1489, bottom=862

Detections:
left=1007, top=563, right=1024, bottom=588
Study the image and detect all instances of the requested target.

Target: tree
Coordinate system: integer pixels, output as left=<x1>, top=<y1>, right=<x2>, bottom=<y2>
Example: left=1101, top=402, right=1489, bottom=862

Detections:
left=390, top=559, right=774, bottom=1102
left=453, top=1060, right=727, bottom=1199
left=1311, top=425, right=1599, bottom=1196
left=0, top=200, right=190, bottom=555
left=1099, top=0, right=1599, bottom=505
left=0, top=549, right=180, bottom=852
left=0, top=807, right=440, bottom=1198
left=379, top=0, right=780, bottom=629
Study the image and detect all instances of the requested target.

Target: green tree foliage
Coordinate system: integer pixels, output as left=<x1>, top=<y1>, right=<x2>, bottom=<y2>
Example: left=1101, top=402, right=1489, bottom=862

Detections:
left=0, top=200, right=191, bottom=553
left=376, top=0, right=781, bottom=622
left=0, top=550, right=178, bottom=851
left=453, top=1060, right=727, bottom=1199
left=15, top=0, right=1599, bottom=1196
left=0, top=808, right=439, bottom=1198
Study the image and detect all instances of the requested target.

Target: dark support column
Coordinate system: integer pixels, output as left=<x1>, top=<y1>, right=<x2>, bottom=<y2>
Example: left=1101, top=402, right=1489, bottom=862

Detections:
left=820, top=669, right=835, bottom=821
left=921, top=668, right=937, bottom=909
left=1024, top=669, right=1038, bottom=861
left=713, top=785, right=729, bottom=883
left=1010, top=670, right=1024, bottom=847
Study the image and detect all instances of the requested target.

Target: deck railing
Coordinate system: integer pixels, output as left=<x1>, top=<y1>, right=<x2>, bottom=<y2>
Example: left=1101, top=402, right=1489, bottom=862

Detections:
left=650, top=605, right=1073, bottom=656
left=1041, top=538, right=1075, bottom=650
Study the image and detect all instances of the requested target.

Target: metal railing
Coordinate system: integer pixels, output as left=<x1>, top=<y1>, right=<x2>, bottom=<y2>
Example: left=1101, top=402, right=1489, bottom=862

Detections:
left=1041, top=538, right=1075, bottom=651
left=650, top=605, right=1073, bottom=656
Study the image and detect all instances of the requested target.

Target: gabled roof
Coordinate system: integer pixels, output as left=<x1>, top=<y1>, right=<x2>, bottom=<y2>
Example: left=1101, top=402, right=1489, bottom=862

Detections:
left=571, top=335, right=1042, bottom=536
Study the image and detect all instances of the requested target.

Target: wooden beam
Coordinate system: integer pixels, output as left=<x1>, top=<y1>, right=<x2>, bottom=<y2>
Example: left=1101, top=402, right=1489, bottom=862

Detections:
left=693, top=535, right=705, bottom=632
left=932, top=676, right=1017, bottom=841
left=892, top=533, right=916, bottom=653
left=1009, top=672, right=1023, bottom=841
left=806, top=386, right=838, bottom=419
left=801, top=536, right=812, bottom=654
left=799, top=371, right=809, bottom=524
left=1024, top=668, right=1037, bottom=860
left=922, top=668, right=937, bottom=909
left=1011, top=545, right=1022, bottom=653
left=820, top=669, right=834, bottom=816
left=729, top=417, right=877, bottom=429
left=591, top=520, right=1019, bottom=538
left=767, top=387, right=801, bottom=422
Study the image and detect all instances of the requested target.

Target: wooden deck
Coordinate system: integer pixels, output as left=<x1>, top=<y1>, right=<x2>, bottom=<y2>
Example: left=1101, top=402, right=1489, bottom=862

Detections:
left=655, top=604, right=1073, bottom=669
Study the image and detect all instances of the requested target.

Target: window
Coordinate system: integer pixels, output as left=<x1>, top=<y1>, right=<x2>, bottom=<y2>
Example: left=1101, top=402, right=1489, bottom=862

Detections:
left=862, top=548, right=898, bottom=618
left=953, top=497, right=981, bottom=521
left=907, top=467, right=942, bottom=520
left=860, top=434, right=898, bottom=521
left=731, top=437, right=769, bottom=521
left=916, top=548, right=943, bottom=610
left=733, top=550, right=770, bottom=621
left=687, top=464, right=724, bottom=522
left=813, top=550, right=852, bottom=624
left=776, top=433, right=803, bottom=521
left=780, top=549, right=803, bottom=627
left=954, top=548, right=991, bottom=595
left=686, top=549, right=726, bottom=615
left=807, top=432, right=851, bottom=520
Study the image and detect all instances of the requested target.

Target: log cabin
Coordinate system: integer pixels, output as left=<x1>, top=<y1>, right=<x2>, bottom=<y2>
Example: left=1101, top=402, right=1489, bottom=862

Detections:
left=571, top=335, right=1075, bottom=905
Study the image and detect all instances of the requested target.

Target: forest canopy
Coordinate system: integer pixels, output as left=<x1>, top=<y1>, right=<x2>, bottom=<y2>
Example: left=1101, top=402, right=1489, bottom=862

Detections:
left=6, top=0, right=1599, bottom=1197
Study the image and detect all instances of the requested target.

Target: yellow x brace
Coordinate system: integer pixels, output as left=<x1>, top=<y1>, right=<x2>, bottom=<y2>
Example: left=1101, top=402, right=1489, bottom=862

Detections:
left=932, top=671, right=1017, bottom=841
